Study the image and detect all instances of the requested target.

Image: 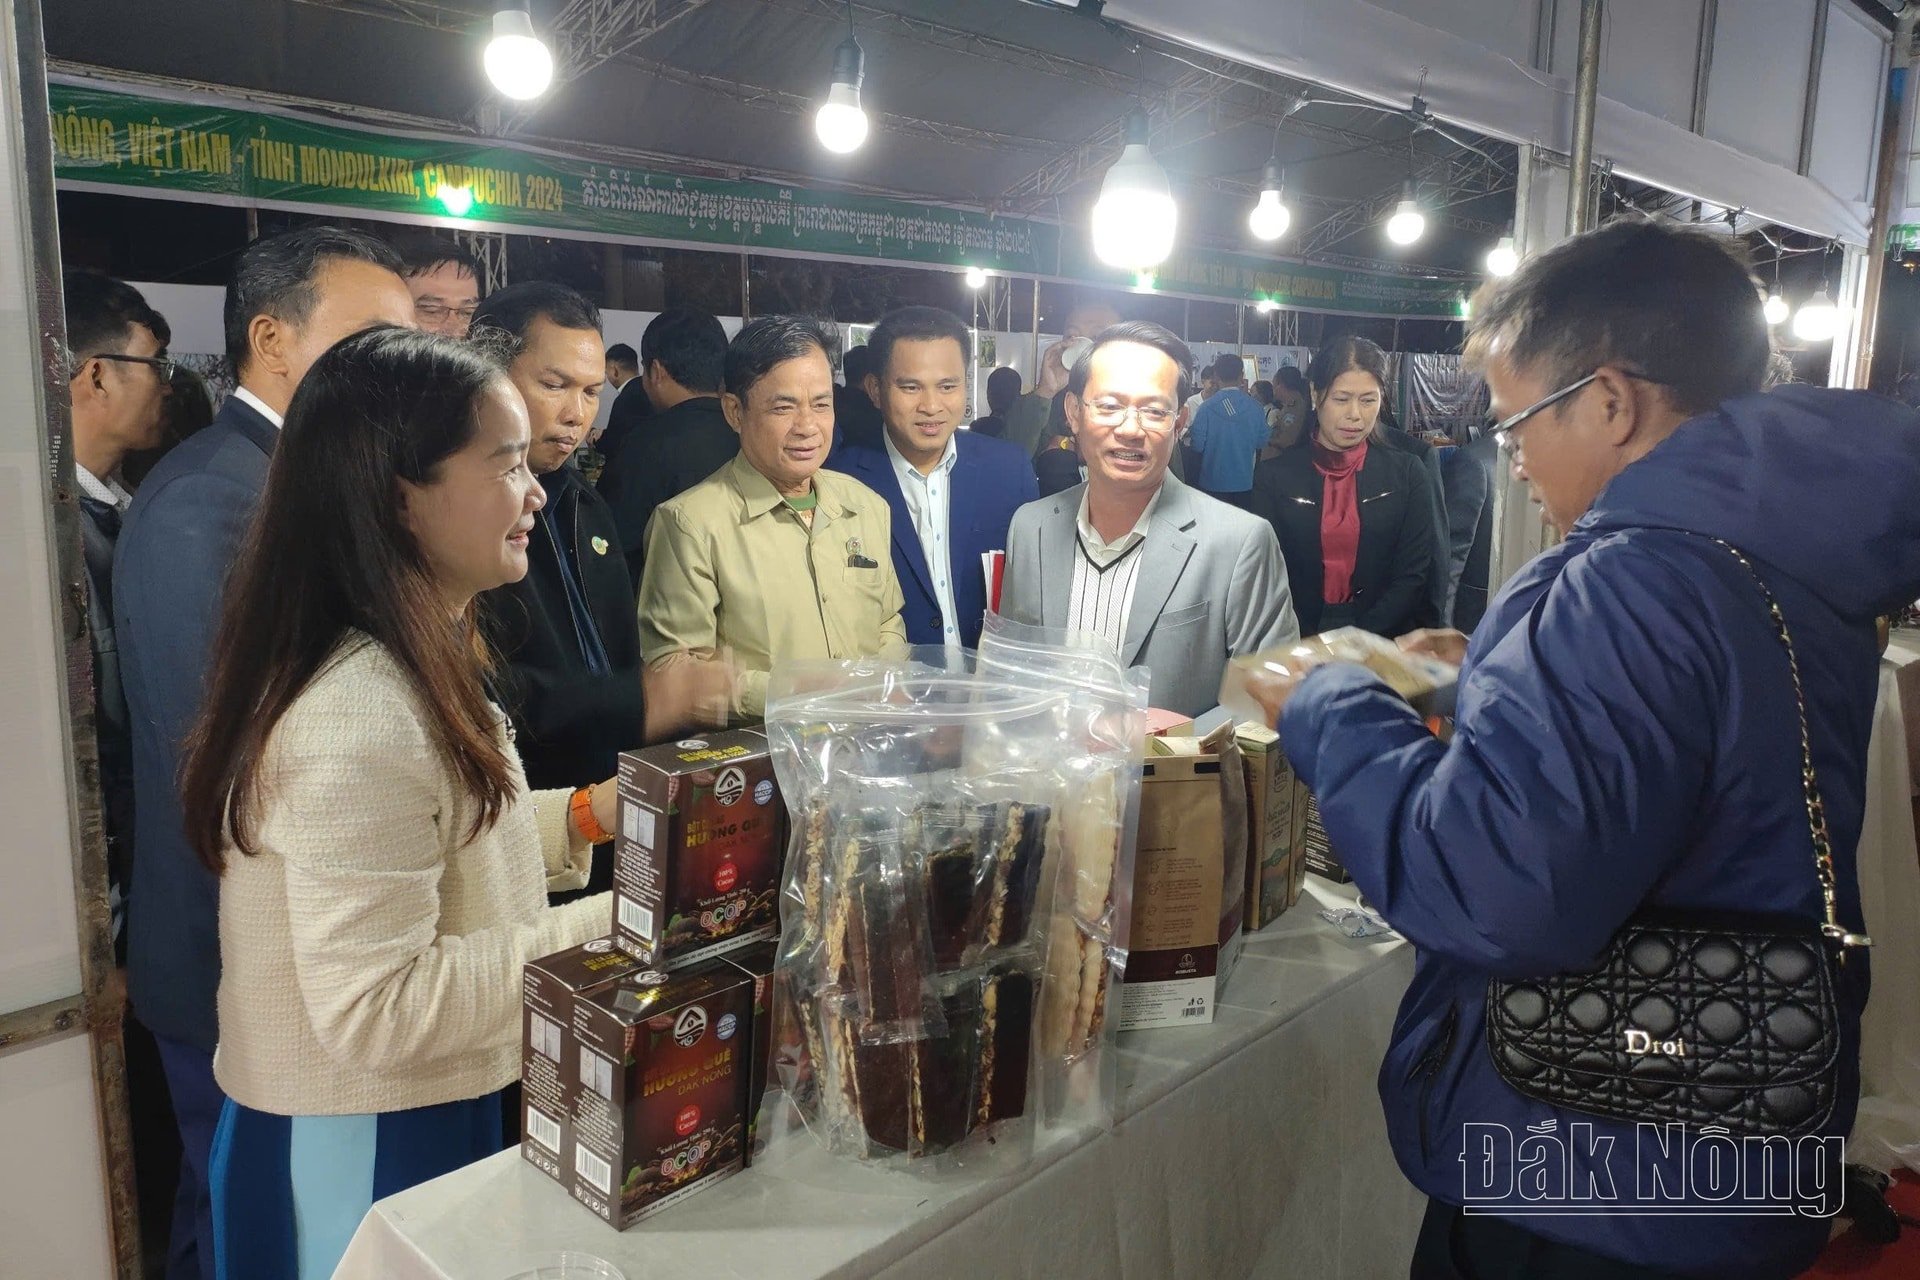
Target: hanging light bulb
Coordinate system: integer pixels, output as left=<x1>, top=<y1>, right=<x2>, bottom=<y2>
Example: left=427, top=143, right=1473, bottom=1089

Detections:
left=1248, top=161, right=1291, bottom=242
left=814, top=26, right=869, bottom=154
left=1792, top=287, right=1841, bottom=343
left=1385, top=181, right=1426, bottom=246
left=1763, top=292, right=1791, bottom=327
left=484, top=6, right=554, bottom=101
left=1091, top=108, right=1177, bottom=270
left=1485, top=234, right=1519, bottom=278
left=1254, top=298, right=1279, bottom=314
left=436, top=183, right=475, bottom=217
left=964, top=266, right=988, bottom=290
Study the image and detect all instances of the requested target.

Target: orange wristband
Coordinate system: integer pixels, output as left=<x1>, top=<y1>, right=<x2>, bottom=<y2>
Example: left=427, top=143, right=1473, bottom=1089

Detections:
left=571, top=786, right=613, bottom=845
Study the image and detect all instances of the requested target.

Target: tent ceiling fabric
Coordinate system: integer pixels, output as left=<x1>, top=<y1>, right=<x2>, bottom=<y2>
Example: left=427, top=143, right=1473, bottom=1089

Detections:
left=1101, top=0, right=1884, bottom=246
left=43, top=0, right=1518, bottom=273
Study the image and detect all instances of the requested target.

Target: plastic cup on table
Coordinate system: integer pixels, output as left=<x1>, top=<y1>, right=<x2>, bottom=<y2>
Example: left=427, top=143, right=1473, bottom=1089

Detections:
left=502, top=1253, right=627, bottom=1280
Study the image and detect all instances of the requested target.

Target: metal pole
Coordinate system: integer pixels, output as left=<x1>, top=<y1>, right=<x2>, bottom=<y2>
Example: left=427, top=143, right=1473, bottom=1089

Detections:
left=245, top=205, right=259, bottom=241
left=1566, top=0, right=1604, bottom=237
left=1799, top=0, right=1831, bottom=177
left=1853, top=2, right=1916, bottom=390
left=1030, top=276, right=1041, bottom=381
left=1690, top=0, right=1717, bottom=135
left=740, top=253, right=751, bottom=322
left=1235, top=302, right=1245, bottom=357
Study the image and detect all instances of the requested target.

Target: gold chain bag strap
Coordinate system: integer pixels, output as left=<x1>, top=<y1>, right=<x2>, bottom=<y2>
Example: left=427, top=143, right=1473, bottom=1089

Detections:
left=1485, top=538, right=1870, bottom=1136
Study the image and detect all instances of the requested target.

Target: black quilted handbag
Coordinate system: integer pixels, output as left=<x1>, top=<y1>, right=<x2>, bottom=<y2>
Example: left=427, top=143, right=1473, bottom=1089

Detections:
left=1485, top=539, right=1871, bottom=1137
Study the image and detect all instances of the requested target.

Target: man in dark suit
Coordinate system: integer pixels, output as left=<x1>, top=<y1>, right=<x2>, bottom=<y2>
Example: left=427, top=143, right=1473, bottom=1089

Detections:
left=828, top=306, right=1038, bottom=647
left=63, top=270, right=173, bottom=944
left=114, top=226, right=412, bottom=1280
left=832, top=343, right=885, bottom=453
left=472, top=283, right=641, bottom=895
left=598, top=308, right=736, bottom=590
left=595, top=341, right=647, bottom=465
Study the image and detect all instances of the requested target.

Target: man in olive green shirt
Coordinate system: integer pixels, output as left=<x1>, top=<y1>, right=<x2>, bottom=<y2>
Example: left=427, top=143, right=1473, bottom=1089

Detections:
left=639, top=315, right=909, bottom=720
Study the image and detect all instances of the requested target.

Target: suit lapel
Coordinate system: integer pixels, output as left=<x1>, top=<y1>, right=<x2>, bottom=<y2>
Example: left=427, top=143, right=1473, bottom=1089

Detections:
left=861, top=452, right=936, bottom=602
left=223, top=396, right=280, bottom=458
left=1039, top=492, right=1077, bottom=630
left=1122, top=478, right=1198, bottom=666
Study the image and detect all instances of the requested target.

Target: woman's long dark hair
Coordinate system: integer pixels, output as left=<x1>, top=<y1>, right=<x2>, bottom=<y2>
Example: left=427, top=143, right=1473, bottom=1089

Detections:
left=181, top=326, right=517, bottom=873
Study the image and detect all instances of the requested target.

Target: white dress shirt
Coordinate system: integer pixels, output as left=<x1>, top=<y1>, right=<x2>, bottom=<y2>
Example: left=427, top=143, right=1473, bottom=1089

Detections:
left=76, top=464, right=132, bottom=511
left=1066, top=484, right=1161, bottom=658
left=884, top=431, right=962, bottom=645
left=232, top=385, right=286, bottom=430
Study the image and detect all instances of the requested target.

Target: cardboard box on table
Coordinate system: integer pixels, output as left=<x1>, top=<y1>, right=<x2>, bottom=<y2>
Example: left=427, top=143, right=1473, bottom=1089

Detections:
left=1118, top=723, right=1247, bottom=1030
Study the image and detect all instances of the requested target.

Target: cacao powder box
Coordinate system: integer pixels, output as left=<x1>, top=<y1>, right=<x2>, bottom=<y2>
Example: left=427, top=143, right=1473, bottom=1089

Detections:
left=569, top=961, right=753, bottom=1229
left=521, top=939, right=643, bottom=1186
left=613, top=730, right=785, bottom=968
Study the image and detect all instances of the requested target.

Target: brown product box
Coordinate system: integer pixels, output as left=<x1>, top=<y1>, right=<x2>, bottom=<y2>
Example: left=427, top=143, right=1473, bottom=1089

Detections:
left=721, top=941, right=778, bottom=1166
left=1120, top=742, right=1235, bottom=1030
left=521, top=939, right=643, bottom=1186
left=569, top=961, right=754, bottom=1229
left=1237, top=724, right=1306, bottom=929
left=613, top=730, right=785, bottom=968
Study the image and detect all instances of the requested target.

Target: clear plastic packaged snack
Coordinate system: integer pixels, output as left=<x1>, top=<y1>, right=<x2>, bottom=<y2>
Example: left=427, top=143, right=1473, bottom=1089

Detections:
left=757, top=643, right=1146, bottom=1175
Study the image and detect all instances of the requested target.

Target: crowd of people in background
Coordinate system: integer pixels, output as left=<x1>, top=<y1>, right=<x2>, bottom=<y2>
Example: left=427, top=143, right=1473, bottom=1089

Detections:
left=66, top=216, right=1514, bottom=1280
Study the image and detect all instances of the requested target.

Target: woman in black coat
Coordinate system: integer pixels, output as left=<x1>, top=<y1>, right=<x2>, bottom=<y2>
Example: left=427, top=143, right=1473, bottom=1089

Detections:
left=1250, top=334, right=1443, bottom=638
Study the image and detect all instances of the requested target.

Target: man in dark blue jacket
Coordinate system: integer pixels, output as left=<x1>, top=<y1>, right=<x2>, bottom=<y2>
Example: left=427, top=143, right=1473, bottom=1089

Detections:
left=828, top=306, right=1037, bottom=647
left=114, top=226, right=412, bottom=1280
left=1254, top=220, right=1920, bottom=1279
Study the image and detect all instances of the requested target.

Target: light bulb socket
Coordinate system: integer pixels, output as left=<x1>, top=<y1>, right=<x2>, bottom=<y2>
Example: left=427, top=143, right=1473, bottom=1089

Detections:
left=1259, top=160, right=1284, bottom=195
left=830, top=34, right=864, bottom=90
left=1122, top=106, right=1151, bottom=146
left=493, top=6, right=535, bottom=39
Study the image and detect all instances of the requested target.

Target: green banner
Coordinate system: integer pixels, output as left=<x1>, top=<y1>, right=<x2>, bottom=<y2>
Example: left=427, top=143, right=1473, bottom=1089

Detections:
left=48, top=80, right=1465, bottom=319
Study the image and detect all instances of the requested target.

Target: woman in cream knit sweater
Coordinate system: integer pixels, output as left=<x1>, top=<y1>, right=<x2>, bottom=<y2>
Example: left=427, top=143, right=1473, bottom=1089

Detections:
left=178, top=328, right=617, bottom=1280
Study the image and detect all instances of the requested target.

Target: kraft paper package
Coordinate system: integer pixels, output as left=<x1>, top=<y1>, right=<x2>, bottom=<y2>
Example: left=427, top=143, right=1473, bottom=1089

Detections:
left=755, top=634, right=1147, bottom=1181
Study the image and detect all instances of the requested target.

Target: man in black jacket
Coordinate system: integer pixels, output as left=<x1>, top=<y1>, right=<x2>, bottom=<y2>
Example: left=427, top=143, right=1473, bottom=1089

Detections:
left=598, top=307, right=736, bottom=590
left=473, top=283, right=640, bottom=894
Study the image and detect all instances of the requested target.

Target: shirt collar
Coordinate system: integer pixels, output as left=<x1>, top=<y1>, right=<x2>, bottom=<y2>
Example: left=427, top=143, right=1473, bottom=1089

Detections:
left=75, top=464, right=131, bottom=510
left=232, top=386, right=285, bottom=429
left=882, top=430, right=958, bottom=486
left=728, top=451, right=850, bottom=522
left=1075, top=481, right=1163, bottom=556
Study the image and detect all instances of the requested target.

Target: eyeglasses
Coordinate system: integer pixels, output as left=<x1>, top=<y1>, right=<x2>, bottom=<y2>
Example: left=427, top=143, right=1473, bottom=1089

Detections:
left=77, top=352, right=176, bottom=383
left=414, top=302, right=480, bottom=324
left=1082, top=398, right=1178, bottom=433
left=1488, top=369, right=1664, bottom=452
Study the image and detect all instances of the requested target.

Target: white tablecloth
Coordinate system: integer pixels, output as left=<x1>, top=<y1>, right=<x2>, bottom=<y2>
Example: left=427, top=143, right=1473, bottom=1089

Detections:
left=1854, top=654, right=1920, bottom=1173
left=336, top=879, right=1421, bottom=1280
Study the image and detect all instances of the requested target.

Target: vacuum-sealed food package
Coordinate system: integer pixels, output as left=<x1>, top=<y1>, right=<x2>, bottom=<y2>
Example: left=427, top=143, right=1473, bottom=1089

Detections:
left=757, top=643, right=1146, bottom=1174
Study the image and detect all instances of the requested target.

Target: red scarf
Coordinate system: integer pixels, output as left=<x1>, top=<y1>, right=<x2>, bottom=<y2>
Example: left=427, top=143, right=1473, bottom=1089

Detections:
left=1313, top=439, right=1368, bottom=605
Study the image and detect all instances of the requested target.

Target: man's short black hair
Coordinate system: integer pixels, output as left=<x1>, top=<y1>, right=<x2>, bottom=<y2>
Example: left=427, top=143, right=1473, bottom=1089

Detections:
left=1275, top=366, right=1308, bottom=396
left=640, top=308, right=727, bottom=394
left=63, top=270, right=170, bottom=369
left=842, top=344, right=873, bottom=384
left=724, top=315, right=838, bottom=400
left=1214, top=353, right=1246, bottom=385
left=224, top=225, right=403, bottom=373
left=1066, top=321, right=1194, bottom=399
left=867, top=306, right=972, bottom=379
left=397, top=236, right=482, bottom=285
left=986, top=365, right=1023, bottom=415
left=1465, top=216, right=1770, bottom=416
left=470, top=281, right=603, bottom=352
left=605, top=343, right=638, bottom=370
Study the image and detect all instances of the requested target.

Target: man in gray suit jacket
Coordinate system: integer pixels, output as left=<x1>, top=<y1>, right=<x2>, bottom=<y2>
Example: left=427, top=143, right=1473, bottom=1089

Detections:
left=1000, top=321, right=1298, bottom=716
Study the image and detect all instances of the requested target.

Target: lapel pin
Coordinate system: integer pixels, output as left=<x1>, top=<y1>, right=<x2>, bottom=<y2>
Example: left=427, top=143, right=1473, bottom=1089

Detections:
left=591, top=536, right=609, bottom=555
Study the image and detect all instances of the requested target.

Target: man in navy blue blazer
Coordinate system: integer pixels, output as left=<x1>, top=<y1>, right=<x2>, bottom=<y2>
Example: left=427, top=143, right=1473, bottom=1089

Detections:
left=113, top=226, right=413, bottom=1280
left=828, top=306, right=1037, bottom=648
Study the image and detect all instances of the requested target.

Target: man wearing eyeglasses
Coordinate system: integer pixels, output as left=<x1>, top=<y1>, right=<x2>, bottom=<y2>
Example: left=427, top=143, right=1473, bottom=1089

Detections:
left=999, top=321, right=1297, bottom=716
left=1246, top=219, right=1920, bottom=1280
left=62, top=269, right=173, bottom=951
left=399, top=238, right=482, bottom=338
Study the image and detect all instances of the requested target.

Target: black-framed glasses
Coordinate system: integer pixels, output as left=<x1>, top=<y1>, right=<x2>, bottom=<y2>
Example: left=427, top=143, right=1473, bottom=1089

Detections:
left=413, top=302, right=480, bottom=325
left=77, top=352, right=177, bottom=383
left=1488, top=369, right=1664, bottom=452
